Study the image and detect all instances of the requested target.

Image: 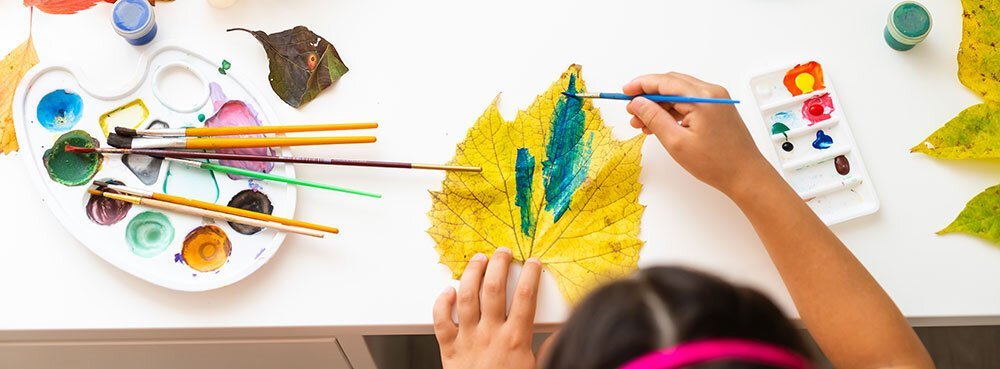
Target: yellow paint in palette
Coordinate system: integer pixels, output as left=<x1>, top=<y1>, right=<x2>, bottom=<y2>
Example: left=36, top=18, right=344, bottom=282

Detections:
left=795, top=73, right=816, bottom=94
left=99, top=99, right=149, bottom=137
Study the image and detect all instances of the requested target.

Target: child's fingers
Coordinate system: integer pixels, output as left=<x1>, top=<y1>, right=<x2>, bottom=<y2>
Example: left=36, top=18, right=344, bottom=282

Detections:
left=507, top=258, right=542, bottom=330
left=627, top=97, right=687, bottom=144
left=457, top=253, right=487, bottom=327
left=433, top=286, right=458, bottom=346
left=480, top=248, right=513, bottom=325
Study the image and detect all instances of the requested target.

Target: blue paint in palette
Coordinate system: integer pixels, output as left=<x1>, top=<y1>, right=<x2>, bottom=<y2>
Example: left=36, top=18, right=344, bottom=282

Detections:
left=812, top=130, right=833, bottom=149
left=514, top=148, right=536, bottom=237
left=36, top=90, right=83, bottom=132
left=542, top=74, right=593, bottom=222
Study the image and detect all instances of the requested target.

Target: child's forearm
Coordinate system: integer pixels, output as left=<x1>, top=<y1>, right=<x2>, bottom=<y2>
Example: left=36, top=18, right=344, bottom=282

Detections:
left=727, top=166, right=933, bottom=369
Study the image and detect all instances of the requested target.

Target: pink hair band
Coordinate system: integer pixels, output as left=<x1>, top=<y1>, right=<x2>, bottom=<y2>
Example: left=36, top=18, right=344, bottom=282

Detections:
left=619, top=338, right=812, bottom=369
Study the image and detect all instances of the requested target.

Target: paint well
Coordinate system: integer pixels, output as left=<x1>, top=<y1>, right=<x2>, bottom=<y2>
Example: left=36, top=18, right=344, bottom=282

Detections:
left=182, top=225, right=232, bottom=272
left=36, top=90, right=83, bottom=132
left=43, top=130, right=103, bottom=186
left=514, top=148, right=536, bottom=237
left=125, top=211, right=174, bottom=258
left=204, top=83, right=275, bottom=178
left=812, top=130, right=833, bottom=150
left=163, top=158, right=220, bottom=203
left=226, top=189, right=274, bottom=235
left=122, top=120, right=168, bottom=185
left=99, top=99, right=149, bottom=137
left=782, top=141, right=794, bottom=152
left=542, top=74, right=593, bottom=222
left=86, top=179, right=132, bottom=226
left=802, top=93, right=834, bottom=124
left=835, top=155, right=851, bottom=175
left=782, top=62, right=825, bottom=96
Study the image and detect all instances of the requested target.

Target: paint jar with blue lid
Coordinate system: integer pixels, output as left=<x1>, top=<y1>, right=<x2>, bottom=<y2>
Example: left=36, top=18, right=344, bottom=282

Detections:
left=111, top=0, right=158, bottom=46
left=884, top=1, right=932, bottom=51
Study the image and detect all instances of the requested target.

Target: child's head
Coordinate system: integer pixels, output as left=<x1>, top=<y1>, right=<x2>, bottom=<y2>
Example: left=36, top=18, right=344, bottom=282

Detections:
left=542, top=266, right=811, bottom=369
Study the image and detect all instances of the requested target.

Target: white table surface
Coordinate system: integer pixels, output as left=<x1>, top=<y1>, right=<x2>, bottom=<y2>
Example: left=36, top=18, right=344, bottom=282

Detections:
left=1, top=0, right=999, bottom=335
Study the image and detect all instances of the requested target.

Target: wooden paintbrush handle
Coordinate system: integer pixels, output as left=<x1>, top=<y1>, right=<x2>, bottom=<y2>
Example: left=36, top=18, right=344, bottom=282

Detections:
left=185, top=123, right=378, bottom=136
left=154, top=193, right=339, bottom=234
left=142, top=198, right=325, bottom=238
left=185, top=136, right=377, bottom=149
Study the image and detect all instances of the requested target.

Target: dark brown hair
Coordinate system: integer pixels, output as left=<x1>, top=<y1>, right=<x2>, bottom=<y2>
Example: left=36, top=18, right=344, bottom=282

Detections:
left=542, top=266, right=811, bottom=369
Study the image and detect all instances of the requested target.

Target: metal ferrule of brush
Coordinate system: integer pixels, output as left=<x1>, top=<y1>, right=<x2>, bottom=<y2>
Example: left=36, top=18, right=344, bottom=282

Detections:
left=137, top=128, right=187, bottom=137
left=131, top=137, right=188, bottom=149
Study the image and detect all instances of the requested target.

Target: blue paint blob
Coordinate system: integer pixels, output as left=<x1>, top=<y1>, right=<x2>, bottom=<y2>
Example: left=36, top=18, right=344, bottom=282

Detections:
left=36, top=90, right=83, bottom=132
left=812, top=130, right=833, bottom=149
left=542, top=74, right=593, bottom=222
left=514, top=148, right=536, bottom=237
left=112, top=0, right=157, bottom=46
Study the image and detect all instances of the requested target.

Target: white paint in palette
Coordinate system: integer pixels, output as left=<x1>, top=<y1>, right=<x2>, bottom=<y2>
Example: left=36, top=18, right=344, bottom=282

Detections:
left=748, top=61, right=879, bottom=225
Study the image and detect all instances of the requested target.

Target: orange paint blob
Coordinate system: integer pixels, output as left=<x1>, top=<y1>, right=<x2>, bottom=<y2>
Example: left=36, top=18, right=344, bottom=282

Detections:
left=782, top=61, right=825, bottom=96
left=181, top=225, right=232, bottom=272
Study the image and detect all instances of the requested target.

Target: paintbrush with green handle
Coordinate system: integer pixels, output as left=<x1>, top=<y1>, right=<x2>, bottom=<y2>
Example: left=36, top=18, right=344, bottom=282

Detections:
left=164, top=158, right=381, bottom=198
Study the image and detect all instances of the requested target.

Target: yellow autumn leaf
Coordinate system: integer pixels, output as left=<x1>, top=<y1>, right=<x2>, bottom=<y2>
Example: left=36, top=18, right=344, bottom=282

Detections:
left=939, top=184, right=1000, bottom=245
left=910, top=102, right=1000, bottom=159
left=428, top=65, right=646, bottom=302
left=0, top=37, right=39, bottom=154
left=958, top=0, right=1000, bottom=101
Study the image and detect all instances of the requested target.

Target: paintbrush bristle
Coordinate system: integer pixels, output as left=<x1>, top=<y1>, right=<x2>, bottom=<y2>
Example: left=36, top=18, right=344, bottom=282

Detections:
left=64, top=145, right=95, bottom=153
left=561, top=92, right=577, bottom=97
left=115, top=127, right=139, bottom=137
left=93, top=180, right=111, bottom=188
left=106, top=133, right=134, bottom=149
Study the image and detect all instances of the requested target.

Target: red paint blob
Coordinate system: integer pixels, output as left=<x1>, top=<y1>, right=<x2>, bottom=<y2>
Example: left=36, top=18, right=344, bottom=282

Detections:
left=801, top=93, right=835, bottom=125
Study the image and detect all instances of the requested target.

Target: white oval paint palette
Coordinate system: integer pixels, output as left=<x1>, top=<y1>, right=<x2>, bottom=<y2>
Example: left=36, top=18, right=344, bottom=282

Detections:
left=12, top=44, right=296, bottom=291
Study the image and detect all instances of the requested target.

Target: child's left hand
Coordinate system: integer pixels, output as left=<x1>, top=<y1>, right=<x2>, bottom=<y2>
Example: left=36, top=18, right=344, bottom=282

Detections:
left=433, top=248, right=543, bottom=369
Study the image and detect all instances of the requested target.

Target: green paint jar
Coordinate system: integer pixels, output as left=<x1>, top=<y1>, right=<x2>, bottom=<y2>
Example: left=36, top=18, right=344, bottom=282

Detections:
left=885, top=1, right=932, bottom=51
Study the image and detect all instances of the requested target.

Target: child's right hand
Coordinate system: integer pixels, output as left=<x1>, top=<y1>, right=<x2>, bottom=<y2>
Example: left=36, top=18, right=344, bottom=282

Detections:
left=624, top=73, right=776, bottom=198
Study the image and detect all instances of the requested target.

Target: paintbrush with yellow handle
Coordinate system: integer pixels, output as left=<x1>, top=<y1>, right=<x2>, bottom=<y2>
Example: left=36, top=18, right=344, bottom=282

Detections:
left=93, top=180, right=339, bottom=234
left=115, top=122, right=379, bottom=137
left=88, top=189, right=325, bottom=238
left=106, top=133, right=376, bottom=150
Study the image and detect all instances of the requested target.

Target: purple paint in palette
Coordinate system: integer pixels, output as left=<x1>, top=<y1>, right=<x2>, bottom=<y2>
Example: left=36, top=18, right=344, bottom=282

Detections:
left=749, top=61, right=879, bottom=225
left=205, top=83, right=276, bottom=179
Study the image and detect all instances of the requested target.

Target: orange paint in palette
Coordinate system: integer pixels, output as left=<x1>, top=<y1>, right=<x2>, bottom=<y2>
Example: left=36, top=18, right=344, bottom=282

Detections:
left=749, top=61, right=879, bottom=225
left=181, top=225, right=233, bottom=272
left=782, top=62, right=825, bottom=96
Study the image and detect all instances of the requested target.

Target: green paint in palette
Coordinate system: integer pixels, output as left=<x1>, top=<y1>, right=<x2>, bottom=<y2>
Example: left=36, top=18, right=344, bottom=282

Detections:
left=42, top=130, right=103, bottom=186
left=125, top=211, right=174, bottom=258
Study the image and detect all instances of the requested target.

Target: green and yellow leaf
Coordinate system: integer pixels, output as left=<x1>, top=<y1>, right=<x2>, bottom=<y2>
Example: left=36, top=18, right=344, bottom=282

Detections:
left=910, top=102, right=1000, bottom=159
left=428, top=65, right=646, bottom=302
left=958, top=0, right=1000, bottom=101
left=939, top=184, right=1000, bottom=245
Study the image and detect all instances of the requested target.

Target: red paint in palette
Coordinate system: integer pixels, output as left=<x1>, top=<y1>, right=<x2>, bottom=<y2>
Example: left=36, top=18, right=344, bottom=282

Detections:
left=802, top=93, right=834, bottom=125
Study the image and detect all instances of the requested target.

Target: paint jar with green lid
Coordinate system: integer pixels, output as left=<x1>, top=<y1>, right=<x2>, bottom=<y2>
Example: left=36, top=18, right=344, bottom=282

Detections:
left=885, top=1, right=932, bottom=51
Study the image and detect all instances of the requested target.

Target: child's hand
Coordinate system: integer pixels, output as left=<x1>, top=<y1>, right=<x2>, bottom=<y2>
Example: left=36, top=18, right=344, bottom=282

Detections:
left=433, top=248, right=543, bottom=369
left=624, top=73, right=775, bottom=197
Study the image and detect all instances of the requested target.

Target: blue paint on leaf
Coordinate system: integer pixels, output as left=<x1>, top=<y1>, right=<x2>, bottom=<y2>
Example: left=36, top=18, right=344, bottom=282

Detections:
left=514, top=148, right=536, bottom=237
left=542, top=74, right=593, bottom=222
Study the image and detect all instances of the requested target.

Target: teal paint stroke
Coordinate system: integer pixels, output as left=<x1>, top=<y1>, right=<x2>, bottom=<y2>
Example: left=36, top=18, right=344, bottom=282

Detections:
left=514, top=148, right=536, bottom=237
left=542, top=74, right=593, bottom=222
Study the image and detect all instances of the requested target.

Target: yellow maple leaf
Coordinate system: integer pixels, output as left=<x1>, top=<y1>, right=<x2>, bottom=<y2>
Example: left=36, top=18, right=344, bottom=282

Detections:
left=0, top=37, right=39, bottom=154
left=428, top=65, right=646, bottom=302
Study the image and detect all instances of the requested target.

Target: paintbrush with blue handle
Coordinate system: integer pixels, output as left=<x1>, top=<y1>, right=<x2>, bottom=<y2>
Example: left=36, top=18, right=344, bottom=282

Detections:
left=562, top=92, right=739, bottom=104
